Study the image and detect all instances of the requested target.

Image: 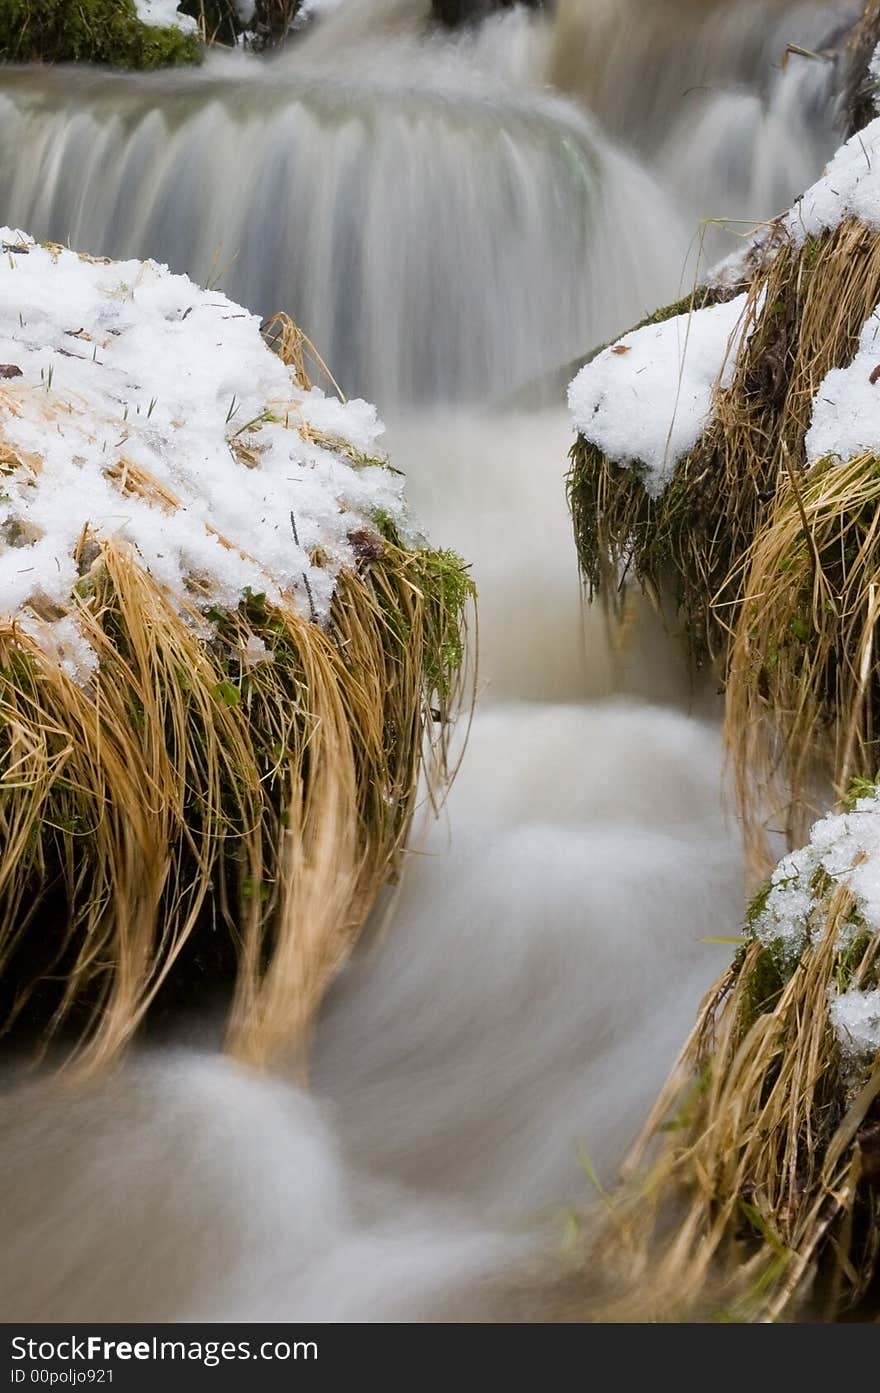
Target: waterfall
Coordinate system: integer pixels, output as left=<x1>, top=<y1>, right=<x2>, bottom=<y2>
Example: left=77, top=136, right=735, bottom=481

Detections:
left=0, top=0, right=846, bottom=404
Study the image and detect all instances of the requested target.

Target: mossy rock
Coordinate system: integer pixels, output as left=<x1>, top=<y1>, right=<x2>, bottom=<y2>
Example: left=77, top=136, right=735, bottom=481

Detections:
left=0, top=0, right=202, bottom=68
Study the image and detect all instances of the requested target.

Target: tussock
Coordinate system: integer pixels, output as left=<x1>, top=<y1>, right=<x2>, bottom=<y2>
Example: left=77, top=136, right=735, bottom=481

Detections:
left=0, top=532, right=472, bottom=1074
left=570, top=218, right=880, bottom=851
left=0, top=295, right=474, bottom=1073
left=727, top=453, right=880, bottom=857
left=587, top=845, right=880, bottom=1323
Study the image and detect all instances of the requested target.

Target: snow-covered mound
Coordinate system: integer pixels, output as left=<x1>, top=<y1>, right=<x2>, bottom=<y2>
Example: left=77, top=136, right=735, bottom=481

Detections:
left=787, top=113, right=880, bottom=244
left=567, top=293, right=752, bottom=497
left=0, top=230, right=408, bottom=681
left=567, top=115, right=880, bottom=495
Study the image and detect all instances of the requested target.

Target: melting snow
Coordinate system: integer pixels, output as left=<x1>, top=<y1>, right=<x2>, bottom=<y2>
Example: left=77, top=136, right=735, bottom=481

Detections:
left=133, top=0, right=198, bottom=31
left=0, top=230, right=411, bottom=681
left=786, top=115, right=880, bottom=243
left=752, top=793, right=880, bottom=960
left=567, top=293, right=752, bottom=497
left=806, top=304, right=880, bottom=463
left=829, top=986, right=880, bottom=1062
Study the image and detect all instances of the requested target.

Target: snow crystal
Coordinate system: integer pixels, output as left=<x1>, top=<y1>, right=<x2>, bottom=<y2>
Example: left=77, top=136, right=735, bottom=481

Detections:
left=805, top=304, right=880, bottom=463
left=752, top=791, right=880, bottom=958
left=297, top=393, right=384, bottom=457
left=0, top=230, right=409, bottom=682
left=871, top=43, right=880, bottom=114
left=786, top=116, right=880, bottom=244
left=829, top=987, right=880, bottom=1062
left=133, top=0, right=198, bottom=33
left=567, top=293, right=752, bottom=497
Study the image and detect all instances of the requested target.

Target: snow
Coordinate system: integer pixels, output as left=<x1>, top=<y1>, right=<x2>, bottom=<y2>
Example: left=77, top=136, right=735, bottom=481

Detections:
left=829, top=987, right=880, bottom=1063
left=0, top=230, right=410, bottom=682
left=752, top=792, right=880, bottom=961
left=786, top=115, right=880, bottom=244
left=567, top=293, right=752, bottom=497
left=568, top=113, right=880, bottom=498
left=133, top=0, right=198, bottom=33
left=870, top=42, right=880, bottom=114
left=805, top=304, right=880, bottom=463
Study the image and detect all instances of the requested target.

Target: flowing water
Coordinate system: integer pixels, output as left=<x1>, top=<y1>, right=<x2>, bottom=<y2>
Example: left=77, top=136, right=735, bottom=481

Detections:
left=0, top=0, right=857, bottom=1319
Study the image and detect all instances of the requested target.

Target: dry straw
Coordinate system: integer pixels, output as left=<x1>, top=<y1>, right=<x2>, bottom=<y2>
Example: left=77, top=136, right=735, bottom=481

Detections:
left=569, top=72, right=880, bottom=1310
left=569, top=217, right=880, bottom=855
left=584, top=857, right=880, bottom=1322
left=0, top=314, right=474, bottom=1075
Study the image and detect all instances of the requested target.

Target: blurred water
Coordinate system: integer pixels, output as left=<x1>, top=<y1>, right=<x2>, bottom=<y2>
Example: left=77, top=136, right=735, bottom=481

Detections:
left=0, top=0, right=847, bottom=403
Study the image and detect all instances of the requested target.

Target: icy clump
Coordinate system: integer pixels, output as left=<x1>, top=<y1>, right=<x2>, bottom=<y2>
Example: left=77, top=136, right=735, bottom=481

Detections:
left=786, top=116, right=880, bottom=244
left=805, top=304, right=880, bottom=463
left=567, top=293, right=751, bottom=497
left=0, top=230, right=409, bottom=682
left=752, top=792, right=880, bottom=960
left=871, top=43, right=880, bottom=112
left=133, top=0, right=198, bottom=32
left=829, top=987, right=880, bottom=1062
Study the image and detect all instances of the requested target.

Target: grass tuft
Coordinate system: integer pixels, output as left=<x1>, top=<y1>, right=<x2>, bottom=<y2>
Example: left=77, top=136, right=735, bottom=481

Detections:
left=0, top=0, right=201, bottom=68
left=570, top=218, right=880, bottom=854
left=585, top=859, right=880, bottom=1322
left=0, top=297, right=474, bottom=1073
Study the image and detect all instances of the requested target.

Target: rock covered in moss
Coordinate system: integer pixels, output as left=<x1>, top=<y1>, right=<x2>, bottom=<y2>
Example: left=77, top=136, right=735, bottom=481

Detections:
left=0, top=0, right=201, bottom=68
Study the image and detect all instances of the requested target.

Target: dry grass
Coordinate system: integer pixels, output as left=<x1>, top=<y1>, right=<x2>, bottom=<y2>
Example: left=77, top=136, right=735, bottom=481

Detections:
left=570, top=218, right=880, bottom=853
left=727, top=453, right=880, bottom=859
left=0, top=319, right=474, bottom=1074
left=585, top=868, right=880, bottom=1322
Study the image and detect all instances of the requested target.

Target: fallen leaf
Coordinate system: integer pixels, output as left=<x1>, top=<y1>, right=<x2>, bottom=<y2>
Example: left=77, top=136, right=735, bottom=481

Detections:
left=870, top=364, right=880, bottom=385
left=0, top=364, right=22, bottom=379
left=612, top=345, right=631, bottom=356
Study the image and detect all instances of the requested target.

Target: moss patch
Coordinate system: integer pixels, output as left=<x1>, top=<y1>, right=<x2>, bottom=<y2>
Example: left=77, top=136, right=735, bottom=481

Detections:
left=0, top=0, right=202, bottom=68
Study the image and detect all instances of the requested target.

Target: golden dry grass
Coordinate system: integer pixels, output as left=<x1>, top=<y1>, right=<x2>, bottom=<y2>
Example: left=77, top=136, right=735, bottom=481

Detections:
left=0, top=316, right=474, bottom=1074
left=584, top=867, right=880, bottom=1322
left=727, top=453, right=880, bottom=859
left=569, top=218, right=880, bottom=855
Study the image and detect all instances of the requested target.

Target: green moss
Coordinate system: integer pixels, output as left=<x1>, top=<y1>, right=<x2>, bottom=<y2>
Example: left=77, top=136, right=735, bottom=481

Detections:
left=0, top=0, right=202, bottom=68
left=370, top=511, right=475, bottom=704
left=408, top=546, right=475, bottom=702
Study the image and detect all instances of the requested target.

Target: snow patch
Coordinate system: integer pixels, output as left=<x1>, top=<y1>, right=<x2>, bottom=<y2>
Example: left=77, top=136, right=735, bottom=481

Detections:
left=133, top=0, right=198, bottom=33
left=829, top=987, right=880, bottom=1063
left=752, top=792, right=880, bottom=960
left=0, top=231, right=409, bottom=682
left=870, top=42, right=880, bottom=114
left=567, top=293, right=752, bottom=497
left=786, top=115, right=880, bottom=244
left=805, top=304, right=880, bottom=463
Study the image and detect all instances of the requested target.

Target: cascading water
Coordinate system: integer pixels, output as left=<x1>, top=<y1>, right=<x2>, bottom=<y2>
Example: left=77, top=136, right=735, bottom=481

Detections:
left=0, top=0, right=848, bottom=405
left=0, top=0, right=856, bottom=1319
